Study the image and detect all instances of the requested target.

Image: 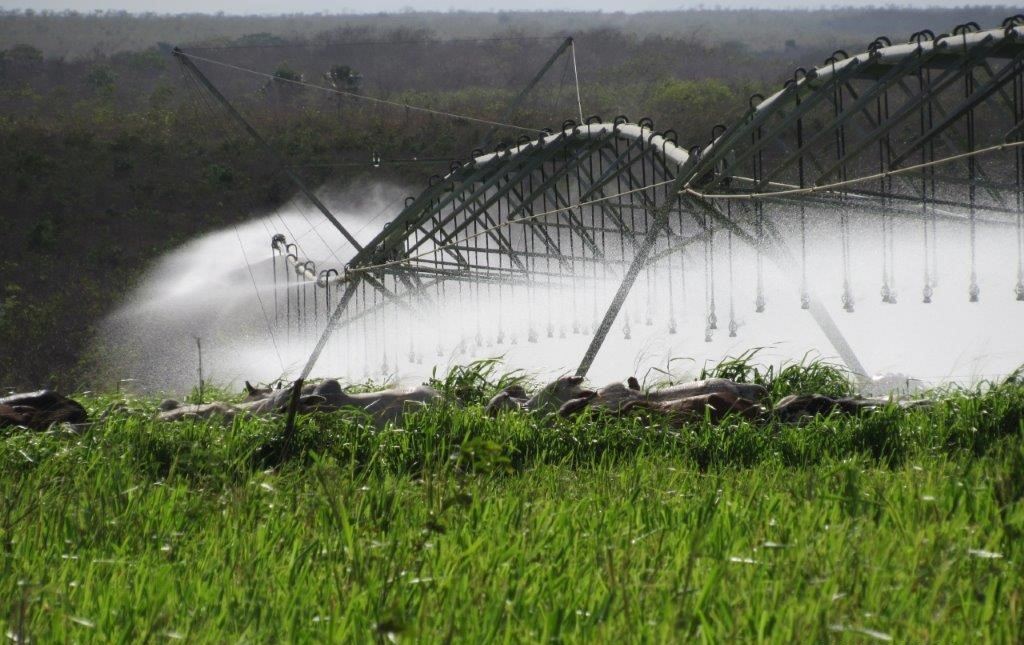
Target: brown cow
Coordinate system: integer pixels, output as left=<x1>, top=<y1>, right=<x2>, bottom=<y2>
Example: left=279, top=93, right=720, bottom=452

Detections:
left=156, top=401, right=242, bottom=423
left=645, top=378, right=768, bottom=404
left=292, top=379, right=443, bottom=428
left=622, top=391, right=764, bottom=426
left=557, top=377, right=642, bottom=417
left=523, top=375, right=596, bottom=415
left=772, top=394, right=932, bottom=422
left=485, top=384, right=529, bottom=417
left=557, top=377, right=766, bottom=421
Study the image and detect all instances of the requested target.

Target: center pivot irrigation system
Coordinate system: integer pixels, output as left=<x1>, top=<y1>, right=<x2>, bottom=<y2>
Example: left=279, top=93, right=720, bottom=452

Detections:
left=174, top=16, right=1024, bottom=402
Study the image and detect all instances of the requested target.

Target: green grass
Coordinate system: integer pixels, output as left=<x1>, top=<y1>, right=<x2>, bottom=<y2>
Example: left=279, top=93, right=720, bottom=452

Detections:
left=2, top=363, right=1023, bottom=642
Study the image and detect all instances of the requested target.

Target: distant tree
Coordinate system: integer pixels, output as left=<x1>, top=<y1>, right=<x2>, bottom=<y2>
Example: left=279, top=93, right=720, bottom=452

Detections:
left=233, top=32, right=290, bottom=47
left=325, top=64, right=362, bottom=115
left=27, top=217, right=57, bottom=252
left=86, top=65, right=117, bottom=93
left=2, top=44, right=44, bottom=62
left=648, top=78, right=739, bottom=135
left=263, top=64, right=304, bottom=104
left=326, top=64, right=361, bottom=93
left=272, top=65, right=303, bottom=83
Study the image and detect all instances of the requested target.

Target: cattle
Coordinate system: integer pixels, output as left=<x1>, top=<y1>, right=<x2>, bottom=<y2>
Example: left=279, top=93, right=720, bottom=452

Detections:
left=243, top=380, right=274, bottom=400
left=277, top=379, right=442, bottom=428
left=485, top=384, right=529, bottom=416
left=772, top=393, right=932, bottom=422
left=156, top=401, right=241, bottom=423
left=0, top=390, right=88, bottom=430
left=148, top=373, right=932, bottom=430
left=158, top=399, right=181, bottom=412
left=645, top=378, right=768, bottom=404
left=556, top=377, right=766, bottom=421
left=486, top=375, right=768, bottom=423
left=523, top=375, right=596, bottom=415
left=0, top=404, right=30, bottom=428
left=485, top=375, right=597, bottom=417
left=621, top=391, right=764, bottom=425
left=152, top=379, right=441, bottom=427
left=557, top=377, right=642, bottom=417
left=241, top=380, right=319, bottom=414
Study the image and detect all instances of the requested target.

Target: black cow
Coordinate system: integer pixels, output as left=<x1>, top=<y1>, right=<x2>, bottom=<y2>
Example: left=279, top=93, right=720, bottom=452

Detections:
left=0, top=390, right=88, bottom=430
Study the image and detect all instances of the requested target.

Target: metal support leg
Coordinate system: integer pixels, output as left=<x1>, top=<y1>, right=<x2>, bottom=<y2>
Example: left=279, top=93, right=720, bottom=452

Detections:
left=576, top=191, right=677, bottom=376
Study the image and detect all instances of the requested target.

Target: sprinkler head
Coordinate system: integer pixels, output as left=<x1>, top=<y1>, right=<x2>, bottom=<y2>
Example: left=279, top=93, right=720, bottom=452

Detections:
left=880, top=284, right=892, bottom=303
left=922, top=284, right=933, bottom=304
left=800, top=293, right=810, bottom=309
left=728, top=320, right=738, bottom=337
left=969, top=283, right=980, bottom=302
left=1015, top=281, right=1024, bottom=301
left=707, top=312, right=718, bottom=330
left=704, top=328, right=713, bottom=343
left=668, top=319, right=677, bottom=335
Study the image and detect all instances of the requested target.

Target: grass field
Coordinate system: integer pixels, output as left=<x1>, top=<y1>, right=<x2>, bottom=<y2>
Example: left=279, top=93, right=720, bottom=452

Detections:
left=2, top=362, right=1023, bottom=642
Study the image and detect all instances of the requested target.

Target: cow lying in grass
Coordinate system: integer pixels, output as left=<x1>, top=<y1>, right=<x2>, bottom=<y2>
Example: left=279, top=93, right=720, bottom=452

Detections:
left=292, top=379, right=442, bottom=428
left=486, top=375, right=937, bottom=426
left=154, top=374, right=931, bottom=429
left=772, top=393, right=933, bottom=422
left=487, top=376, right=769, bottom=425
left=485, top=375, right=596, bottom=416
left=0, top=390, right=88, bottom=430
left=157, top=379, right=442, bottom=428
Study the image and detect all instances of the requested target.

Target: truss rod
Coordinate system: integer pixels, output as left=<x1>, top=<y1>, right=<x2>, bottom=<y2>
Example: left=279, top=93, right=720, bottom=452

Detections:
left=173, top=48, right=363, bottom=252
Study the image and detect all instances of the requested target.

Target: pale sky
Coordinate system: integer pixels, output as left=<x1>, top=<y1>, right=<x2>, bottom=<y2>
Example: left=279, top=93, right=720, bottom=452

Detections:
left=7, top=1, right=1003, bottom=15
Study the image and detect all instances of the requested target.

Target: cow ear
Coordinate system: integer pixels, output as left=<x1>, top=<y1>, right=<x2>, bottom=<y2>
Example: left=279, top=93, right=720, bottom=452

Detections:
left=568, top=375, right=584, bottom=385
left=244, top=381, right=257, bottom=395
left=627, top=376, right=640, bottom=391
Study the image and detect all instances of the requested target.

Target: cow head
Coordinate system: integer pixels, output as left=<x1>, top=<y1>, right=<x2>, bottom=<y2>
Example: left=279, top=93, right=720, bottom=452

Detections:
left=158, top=399, right=181, bottom=412
left=525, top=375, right=595, bottom=415
left=243, top=381, right=274, bottom=401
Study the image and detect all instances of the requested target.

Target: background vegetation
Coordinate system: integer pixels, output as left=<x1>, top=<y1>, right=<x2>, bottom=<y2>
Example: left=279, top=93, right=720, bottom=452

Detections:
left=0, top=7, right=1019, bottom=388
